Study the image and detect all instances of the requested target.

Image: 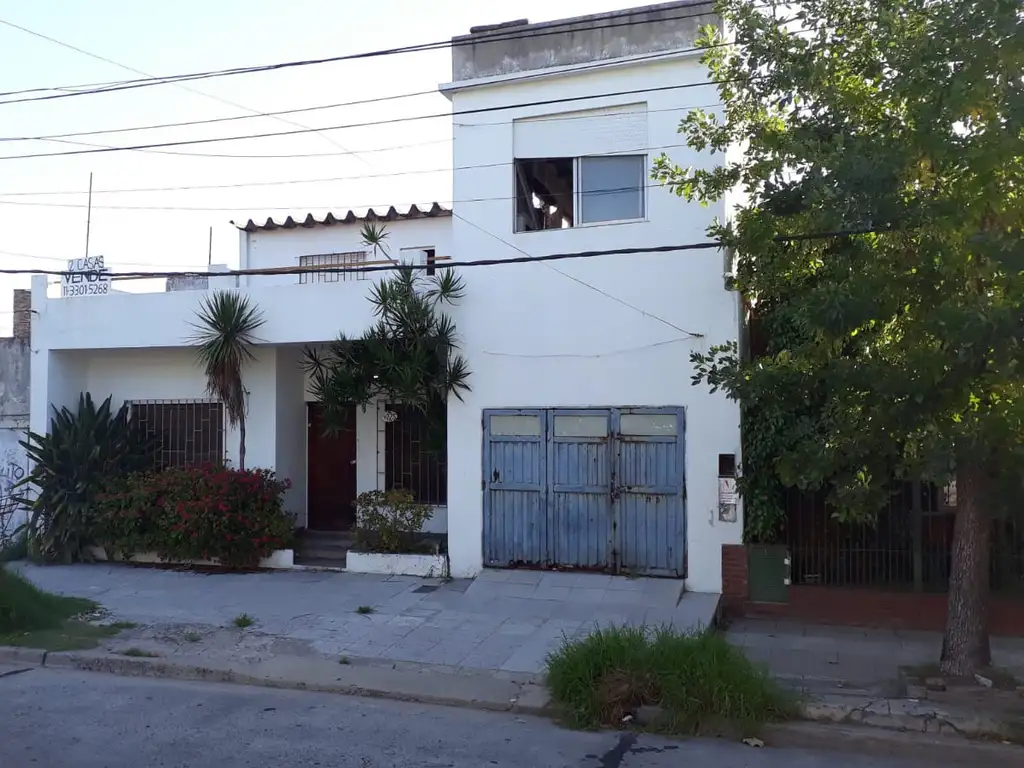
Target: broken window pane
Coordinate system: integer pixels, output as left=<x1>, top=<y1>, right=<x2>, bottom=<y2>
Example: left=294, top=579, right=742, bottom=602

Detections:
left=514, top=158, right=574, bottom=232
left=579, top=155, right=646, bottom=223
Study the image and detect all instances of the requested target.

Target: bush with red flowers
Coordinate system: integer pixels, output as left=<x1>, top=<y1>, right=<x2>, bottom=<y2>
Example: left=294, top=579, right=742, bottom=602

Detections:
left=94, top=464, right=295, bottom=569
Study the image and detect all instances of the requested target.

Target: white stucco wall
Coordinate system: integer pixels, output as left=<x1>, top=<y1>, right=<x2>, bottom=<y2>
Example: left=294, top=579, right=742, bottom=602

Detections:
left=241, top=217, right=453, bottom=288
left=443, top=53, right=742, bottom=592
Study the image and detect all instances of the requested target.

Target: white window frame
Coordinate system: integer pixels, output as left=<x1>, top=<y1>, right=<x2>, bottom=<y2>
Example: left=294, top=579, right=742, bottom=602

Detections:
left=574, top=154, right=648, bottom=228
left=513, top=154, right=648, bottom=234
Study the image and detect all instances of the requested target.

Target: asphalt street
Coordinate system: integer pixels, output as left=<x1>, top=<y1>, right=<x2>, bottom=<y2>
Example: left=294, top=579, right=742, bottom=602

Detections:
left=0, top=666, right=945, bottom=768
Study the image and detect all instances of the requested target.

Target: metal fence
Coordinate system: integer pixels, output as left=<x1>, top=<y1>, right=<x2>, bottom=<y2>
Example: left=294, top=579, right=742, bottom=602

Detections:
left=785, top=483, right=1024, bottom=594
left=298, top=252, right=368, bottom=284
left=129, top=399, right=225, bottom=470
left=384, top=404, right=447, bottom=506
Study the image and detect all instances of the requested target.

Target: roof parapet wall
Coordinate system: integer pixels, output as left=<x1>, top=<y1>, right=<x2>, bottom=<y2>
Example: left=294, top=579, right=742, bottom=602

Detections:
left=451, top=1, right=720, bottom=82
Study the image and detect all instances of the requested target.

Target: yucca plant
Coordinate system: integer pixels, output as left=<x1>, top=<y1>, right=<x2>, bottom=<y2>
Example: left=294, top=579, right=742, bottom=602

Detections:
left=14, top=393, right=156, bottom=562
left=189, top=291, right=265, bottom=470
left=301, top=267, right=470, bottom=442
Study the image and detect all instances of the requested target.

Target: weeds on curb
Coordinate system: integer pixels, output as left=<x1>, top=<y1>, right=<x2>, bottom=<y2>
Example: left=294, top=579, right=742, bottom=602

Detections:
left=339, top=656, right=350, bottom=665
left=183, top=631, right=202, bottom=643
left=108, top=621, right=138, bottom=630
left=119, top=647, right=160, bottom=658
left=0, top=568, right=120, bottom=651
left=233, top=613, right=255, bottom=628
left=545, top=625, right=798, bottom=736
left=356, top=606, right=375, bottom=615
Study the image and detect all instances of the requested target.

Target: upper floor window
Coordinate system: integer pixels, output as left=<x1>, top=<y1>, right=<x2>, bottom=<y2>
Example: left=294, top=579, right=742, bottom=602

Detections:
left=514, top=155, right=647, bottom=232
left=298, top=251, right=368, bottom=284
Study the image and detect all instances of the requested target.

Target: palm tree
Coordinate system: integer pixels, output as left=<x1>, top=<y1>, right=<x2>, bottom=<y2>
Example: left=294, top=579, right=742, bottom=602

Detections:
left=189, top=291, right=265, bottom=469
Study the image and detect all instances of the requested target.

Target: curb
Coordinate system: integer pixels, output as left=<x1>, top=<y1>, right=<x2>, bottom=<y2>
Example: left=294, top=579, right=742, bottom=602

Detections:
left=0, top=647, right=46, bottom=666
left=2, top=644, right=1016, bottom=749
left=799, top=692, right=1012, bottom=740
left=38, top=649, right=553, bottom=717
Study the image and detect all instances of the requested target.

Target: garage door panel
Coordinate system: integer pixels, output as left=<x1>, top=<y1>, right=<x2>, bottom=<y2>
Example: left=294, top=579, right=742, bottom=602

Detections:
left=482, top=407, right=686, bottom=576
left=551, top=490, right=612, bottom=569
left=483, top=410, right=548, bottom=566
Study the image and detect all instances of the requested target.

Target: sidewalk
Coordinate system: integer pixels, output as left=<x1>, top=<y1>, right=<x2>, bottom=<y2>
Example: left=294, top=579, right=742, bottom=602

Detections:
left=727, top=618, right=1024, bottom=694
left=10, top=562, right=717, bottom=675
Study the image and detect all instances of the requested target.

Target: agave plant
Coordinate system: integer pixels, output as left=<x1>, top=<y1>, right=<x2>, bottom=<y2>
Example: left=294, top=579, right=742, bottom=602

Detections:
left=189, top=291, right=265, bottom=470
left=301, top=268, right=470, bottom=442
left=14, top=393, right=156, bottom=562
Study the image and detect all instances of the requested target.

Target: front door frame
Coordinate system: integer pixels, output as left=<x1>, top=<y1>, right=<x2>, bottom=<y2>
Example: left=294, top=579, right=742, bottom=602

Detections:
left=305, top=402, right=358, bottom=531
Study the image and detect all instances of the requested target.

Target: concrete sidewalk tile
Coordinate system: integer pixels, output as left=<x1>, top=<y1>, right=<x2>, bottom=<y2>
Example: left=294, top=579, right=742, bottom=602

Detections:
left=537, top=572, right=578, bottom=589
left=566, top=587, right=609, bottom=604
left=532, top=585, right=572, bottom=601
left=503, top=570, right=545, bottom=586
left=386, top=640, right=442, bottom=664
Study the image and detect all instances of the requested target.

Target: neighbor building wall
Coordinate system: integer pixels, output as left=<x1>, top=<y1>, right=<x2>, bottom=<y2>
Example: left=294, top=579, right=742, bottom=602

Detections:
left=1, top=289, right=32, bottom=539
left=443, top=48, right=742, bottom=591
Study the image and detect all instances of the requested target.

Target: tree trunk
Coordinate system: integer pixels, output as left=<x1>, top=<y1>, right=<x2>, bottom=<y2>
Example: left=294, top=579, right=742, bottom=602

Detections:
left=238, top=416, right=247, bottom=471
left=939, top=463, right=992, bottom=677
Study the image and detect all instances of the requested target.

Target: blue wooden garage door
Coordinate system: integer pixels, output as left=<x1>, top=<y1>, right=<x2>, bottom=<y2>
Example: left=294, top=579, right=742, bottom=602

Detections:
left=482, top=408, right=686, bottom=577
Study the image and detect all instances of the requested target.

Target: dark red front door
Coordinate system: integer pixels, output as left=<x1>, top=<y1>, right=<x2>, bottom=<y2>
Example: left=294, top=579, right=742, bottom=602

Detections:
left=306, top=403, right=357, bottom=531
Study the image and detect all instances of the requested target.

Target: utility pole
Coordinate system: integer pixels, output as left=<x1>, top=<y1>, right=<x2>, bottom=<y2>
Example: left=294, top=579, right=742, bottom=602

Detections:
left=207, top=226, right=213, bottom=266
left=84, top=172, right=93, bottom=258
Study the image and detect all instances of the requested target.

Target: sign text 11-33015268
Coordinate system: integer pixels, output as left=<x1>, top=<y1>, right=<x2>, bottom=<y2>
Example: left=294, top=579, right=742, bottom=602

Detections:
left=61, top=256, right=111, bottom=298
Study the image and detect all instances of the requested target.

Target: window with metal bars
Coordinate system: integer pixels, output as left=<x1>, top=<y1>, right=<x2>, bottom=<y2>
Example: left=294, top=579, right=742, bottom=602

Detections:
left=298, top=251, right=368, bottom=283
left=384, top=404, right=447, bottom=506
left=129, top=400, right=225, bottom=470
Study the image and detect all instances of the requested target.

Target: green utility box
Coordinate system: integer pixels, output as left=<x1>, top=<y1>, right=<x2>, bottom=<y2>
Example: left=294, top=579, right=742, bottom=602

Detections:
left=748, top=545, right=791, bottom=603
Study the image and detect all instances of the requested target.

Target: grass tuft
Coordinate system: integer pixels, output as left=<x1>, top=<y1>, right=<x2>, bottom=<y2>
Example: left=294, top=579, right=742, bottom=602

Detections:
left=356, top=605, right=375, bottom=615
left=0, top=567, right=121, bottom=651
left=232, top=613, right=255, bottom=629
left=183, top=631, right=202, bottom=643
left=545, top=625, right=797, bottom=736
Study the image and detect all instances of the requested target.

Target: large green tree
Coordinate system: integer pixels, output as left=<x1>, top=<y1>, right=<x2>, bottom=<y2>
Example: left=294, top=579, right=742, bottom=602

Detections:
left=655, top=0, right=1024, bottom=675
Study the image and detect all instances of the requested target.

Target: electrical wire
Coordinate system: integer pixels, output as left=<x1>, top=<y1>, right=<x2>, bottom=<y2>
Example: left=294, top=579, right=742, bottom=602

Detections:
left=0, top=144, right=710, bottom=209
left=0, top=80, right=726, bottom=162
left=0, top=4, right=718, bottom=105
left=1, top=242, right=722, bottom=279
left=0, top=18, right=367, bottom=164
left=450, top=212, right=704, bottom=338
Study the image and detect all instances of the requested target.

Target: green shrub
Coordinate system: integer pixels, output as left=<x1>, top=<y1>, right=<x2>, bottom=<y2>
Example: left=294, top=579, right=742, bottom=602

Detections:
left=353, top=489, right=432, bottom=554
left=95, top=464, right=294, bottom=569
left=545, top=626, right=797, bottom=735
left=15, top=393, right=156, bottom=563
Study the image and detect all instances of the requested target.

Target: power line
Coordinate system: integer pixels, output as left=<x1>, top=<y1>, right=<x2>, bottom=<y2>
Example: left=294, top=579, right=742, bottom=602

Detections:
left=0, top=46, right=686, bottom=146
left=0, top=248, right=204, bottom=268
left=2, top=242, right=722, bottom=279
left=0, top=140, right=717, bottom=207
left=0, top=181, right=695, bottom=216
left=0, top=18, right=368, bottom=164
left=0, top=227, right=894, bottom=280
left=0, top=102, right=724, bottom=196
left=0, top=80, right=725, bottom=162
left=451, top=211, right=701, bottom=338
left=0, top=5, right=717, bottom=105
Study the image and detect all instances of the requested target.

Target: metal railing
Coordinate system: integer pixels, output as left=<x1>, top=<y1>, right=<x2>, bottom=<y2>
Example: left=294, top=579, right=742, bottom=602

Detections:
left=784, top=482, right=1024, bottom=594
left=384, top=404, right=447, bottom=506
left=129, top=399, right=225, bottom=470
left=298, top=252, right=369, bottom=284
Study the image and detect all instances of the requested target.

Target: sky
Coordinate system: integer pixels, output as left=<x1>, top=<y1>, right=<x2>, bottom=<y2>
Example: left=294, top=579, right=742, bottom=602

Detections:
left=0, top=0, right=638, bottom=333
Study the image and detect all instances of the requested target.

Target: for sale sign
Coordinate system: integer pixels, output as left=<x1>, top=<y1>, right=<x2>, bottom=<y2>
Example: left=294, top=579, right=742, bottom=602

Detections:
left=61, top=255, right=111, bottom=298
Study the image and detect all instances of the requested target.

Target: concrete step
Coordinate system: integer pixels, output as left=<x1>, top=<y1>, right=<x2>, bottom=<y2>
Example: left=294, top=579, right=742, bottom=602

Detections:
left=296, top=544, right=351, bottom=561
left=294, top=553, right=347, bottom=569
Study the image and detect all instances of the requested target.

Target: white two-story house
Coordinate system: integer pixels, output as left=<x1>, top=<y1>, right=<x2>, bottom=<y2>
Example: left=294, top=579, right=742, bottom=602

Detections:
left=28, top=1, right=742, bottom=593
